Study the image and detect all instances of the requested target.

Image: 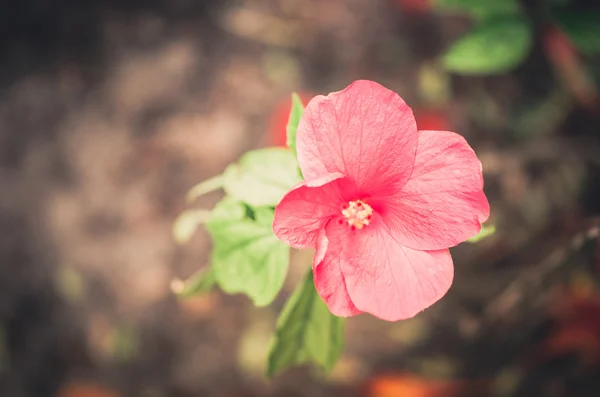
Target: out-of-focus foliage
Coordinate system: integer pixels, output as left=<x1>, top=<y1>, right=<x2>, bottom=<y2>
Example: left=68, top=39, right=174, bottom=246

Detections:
left=172, top=209, right=212, bottom=245
left=174, top=95, right=344, bottom=376
left=172, top=267, right=216, bottom=298
left=269, top=93, right=314, bottom=147
left=266, top=271, right=344, bottom=376
left=436, top=0, right=600, bottom=79
left=286, top=93, right=305, bottom=159
left=185, top=174, right=224, bottom=204
left=554, top=10, right=600, bottom=55
left=109, top=325, right=139, bottom=363
left=206, top=198, right=289, bottom=307
left=442, top=17, right=532, bottom=75
left=223, top=148, right=301, bottom=207
left=417, top=64, right=451, bottom=107
left=435, top=0, right=521, bottom=19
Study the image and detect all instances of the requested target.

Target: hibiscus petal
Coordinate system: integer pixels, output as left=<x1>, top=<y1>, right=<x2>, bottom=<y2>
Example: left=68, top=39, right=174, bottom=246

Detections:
left=296, top=80, right=418, bottom=194
left=378, top=130, right=490, bottom=251
left=273, top=172, right=355, bottom=249
left=317, top=217, right=453, bottom=321
left=313, top=225, right=362, bottom=317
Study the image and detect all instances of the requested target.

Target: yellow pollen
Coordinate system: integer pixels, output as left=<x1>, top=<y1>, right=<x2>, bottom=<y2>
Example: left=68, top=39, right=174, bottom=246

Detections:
left=341, top=200, right=373, bottom=230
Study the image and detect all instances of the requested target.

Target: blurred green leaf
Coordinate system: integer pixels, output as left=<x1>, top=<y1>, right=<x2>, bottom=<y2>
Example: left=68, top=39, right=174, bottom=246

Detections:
left=206, top=197, right=289, bottom=307
left=262, top=50, right=302, bottom=87
left=266, top=270, right=344, bottom=377
left=418, top=63, right=451, bottom=107
left=172, top=209, right=212, bottom=245
left=554, top=11, right=600, bottom=54
left=513, top=89, right=571, bottom=140
left=185, top=174, right=224, bottom=203
left=223, top=148, right=302, bottom=207
left=442, top=17, right=532, bottom=75
left=55, top=266, right=86, bottom=302
left=434, top=0, right=521, bottom=18
left=467, top=224, right=496, bottom=243
left=110, top=325, right=139, bottom=363
left=172, top=266, right=217, bottom=298
left=286, top=93, right=304, bottom=159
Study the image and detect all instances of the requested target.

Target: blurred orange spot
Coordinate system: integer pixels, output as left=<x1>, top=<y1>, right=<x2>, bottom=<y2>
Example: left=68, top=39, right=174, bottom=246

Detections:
left=178, top=293, right=220, bottom=319
left=540, top=286, right=600, bottom=365
left=268, top=93, right=313, bottom=147
left=58, top=381, right=121, bottom=397
left=414, top=108, right=450, bottom=131
left=364, top=374, right=464, bottom=397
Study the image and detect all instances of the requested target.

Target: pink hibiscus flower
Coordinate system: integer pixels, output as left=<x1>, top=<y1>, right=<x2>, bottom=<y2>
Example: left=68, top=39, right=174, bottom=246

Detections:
left=273, top=80, right=489, bottom=321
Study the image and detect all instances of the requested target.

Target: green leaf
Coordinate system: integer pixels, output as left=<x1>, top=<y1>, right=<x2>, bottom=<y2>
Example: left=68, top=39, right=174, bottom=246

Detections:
left=206, top=197, right=289, bottom=306
left=441, top=17, right=532, bottom=75
left=172, top=267, right=217, bottom=298
left=172, top=209, right=212, bottom=245
left=286, top=93, right=305, bottom=158
left=434, top=0, right=521, bottom=19
left=554, top=11, right=600, bottom=55
left=266, top=270, right=344, bottom=377
left=223, top=148, right=302, bottom=207
left=467, top=224, right=496, bottom=243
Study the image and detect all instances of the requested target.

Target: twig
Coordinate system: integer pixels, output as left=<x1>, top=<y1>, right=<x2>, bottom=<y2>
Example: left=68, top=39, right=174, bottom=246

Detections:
left=484, top=218, right=600, bottom=325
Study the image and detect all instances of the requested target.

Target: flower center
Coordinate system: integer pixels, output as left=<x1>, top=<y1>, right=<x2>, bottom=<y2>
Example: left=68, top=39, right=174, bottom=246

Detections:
left=341, top=200, right=373, bottom=230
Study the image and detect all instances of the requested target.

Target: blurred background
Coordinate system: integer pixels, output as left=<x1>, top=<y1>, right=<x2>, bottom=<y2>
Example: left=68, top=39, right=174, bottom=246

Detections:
left=1, top=0, right=600, bottom=396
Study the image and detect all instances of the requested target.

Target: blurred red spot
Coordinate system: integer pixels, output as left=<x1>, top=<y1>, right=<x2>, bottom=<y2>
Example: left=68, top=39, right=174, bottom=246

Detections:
left=394, top=0, right=432, bottom=15
left=414, top=108, right=450, bottom=131
left=543, top=25, right=576, bottom=65
left=542, top=25, right=598, bottom=110
left=539, top=287, right=600, bottom=365
left=268, top=92, right=313, bottom=147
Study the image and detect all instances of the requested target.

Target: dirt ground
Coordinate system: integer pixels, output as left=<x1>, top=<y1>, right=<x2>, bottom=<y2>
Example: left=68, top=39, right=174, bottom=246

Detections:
left=1, top=1, right=600, bottom=396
